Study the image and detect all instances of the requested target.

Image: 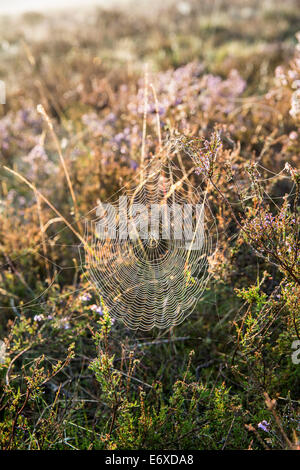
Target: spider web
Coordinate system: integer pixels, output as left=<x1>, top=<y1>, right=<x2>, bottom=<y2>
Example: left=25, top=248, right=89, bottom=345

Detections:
left=1, top=135, right=293, bottom=331
left=80, top=141, right=216, bottom=329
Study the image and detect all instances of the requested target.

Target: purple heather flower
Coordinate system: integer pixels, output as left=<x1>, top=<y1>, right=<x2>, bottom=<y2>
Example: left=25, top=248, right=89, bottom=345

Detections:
left=258, top=420, right=270, bottom=432
left=33, top=314, right=44, bottom=322
left=61, top=317, right=70, bottom=330
left=80, top=293, right=92, bottom=302
left=289, top=131, right=298, bottom=141
left=130, top=159, right=138, bottom=170
left=90, top=304, right=103, bottom=315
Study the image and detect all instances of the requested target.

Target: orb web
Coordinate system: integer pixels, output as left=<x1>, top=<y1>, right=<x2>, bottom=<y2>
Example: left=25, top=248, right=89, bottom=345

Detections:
left=80, top=144, right=216, bottom=330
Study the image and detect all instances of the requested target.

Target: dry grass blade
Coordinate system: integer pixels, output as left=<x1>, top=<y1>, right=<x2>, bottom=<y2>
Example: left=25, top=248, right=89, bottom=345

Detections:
left=37, top=104, right=82, bottom=233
